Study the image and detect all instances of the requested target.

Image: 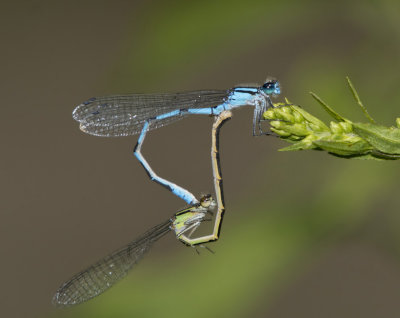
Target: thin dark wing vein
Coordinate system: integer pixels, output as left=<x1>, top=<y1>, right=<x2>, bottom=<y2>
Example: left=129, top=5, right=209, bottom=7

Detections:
left=72, top=90, right=229, bottom=137
left=53, top=219, right=171, bottom=306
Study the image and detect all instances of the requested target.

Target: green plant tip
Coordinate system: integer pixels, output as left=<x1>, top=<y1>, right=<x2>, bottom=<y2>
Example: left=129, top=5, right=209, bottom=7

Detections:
left=264, top=79, right=400, bottom=161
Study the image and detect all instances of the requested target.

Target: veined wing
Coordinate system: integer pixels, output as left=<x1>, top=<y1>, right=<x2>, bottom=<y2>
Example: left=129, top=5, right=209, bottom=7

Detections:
left=53, top=220, right=171, bottom=306
left=73, top=90, right=229, bottom=137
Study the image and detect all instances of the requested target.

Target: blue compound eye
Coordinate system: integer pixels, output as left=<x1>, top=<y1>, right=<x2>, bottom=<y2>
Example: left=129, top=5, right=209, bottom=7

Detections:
left=262, top=80, right=280, bottom=95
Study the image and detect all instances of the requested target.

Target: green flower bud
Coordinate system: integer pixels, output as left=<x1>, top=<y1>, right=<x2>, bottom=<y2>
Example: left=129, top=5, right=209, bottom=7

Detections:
left=339, top=121, right=353, bottom=133
left=293, top=110, right=304, bottom=123
left=269, top=120, right=283, bottom=129
left=264, top=109, right=276, bottom=120
left=275, top=109, right=295, bottom=123
left=330, top=122, right=343, bottom=134
left=270, top=128, right=291, bottom=137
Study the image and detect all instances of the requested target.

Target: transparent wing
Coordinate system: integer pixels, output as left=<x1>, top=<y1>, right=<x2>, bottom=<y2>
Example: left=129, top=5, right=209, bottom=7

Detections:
left=73, top=90, right=229, bottom=137
left=53, top=219, right=171, bottom=307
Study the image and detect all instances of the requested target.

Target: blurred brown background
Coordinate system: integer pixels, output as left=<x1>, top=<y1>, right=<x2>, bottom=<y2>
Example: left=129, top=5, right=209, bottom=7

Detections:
left=2, top=1, right=400, bottom=317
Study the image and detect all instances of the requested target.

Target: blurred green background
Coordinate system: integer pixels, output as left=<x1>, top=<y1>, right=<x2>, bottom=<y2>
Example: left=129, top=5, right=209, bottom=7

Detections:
left=2, top=1, right=400, bottom=317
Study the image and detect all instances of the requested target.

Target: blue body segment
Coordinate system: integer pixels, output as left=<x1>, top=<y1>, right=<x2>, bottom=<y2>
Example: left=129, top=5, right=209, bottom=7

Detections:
left=134, top=149, right=198, bottom=205
left=155, top=109, right=182, bottom=120
left=229, top=88, right=259, bottom=106
left=73, top=80, right=280, bottom=205
left=134, top=121, right=198, bottom=205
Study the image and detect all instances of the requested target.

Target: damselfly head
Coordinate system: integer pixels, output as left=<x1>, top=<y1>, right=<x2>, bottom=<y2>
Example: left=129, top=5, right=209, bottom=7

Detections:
left=199, top=194, right=216, bottom=210
left=261, top=80, right=280, bottom=96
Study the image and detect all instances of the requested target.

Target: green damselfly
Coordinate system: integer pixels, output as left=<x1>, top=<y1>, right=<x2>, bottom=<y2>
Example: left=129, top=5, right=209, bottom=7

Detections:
left=53, top=111, right=232, bottom=306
